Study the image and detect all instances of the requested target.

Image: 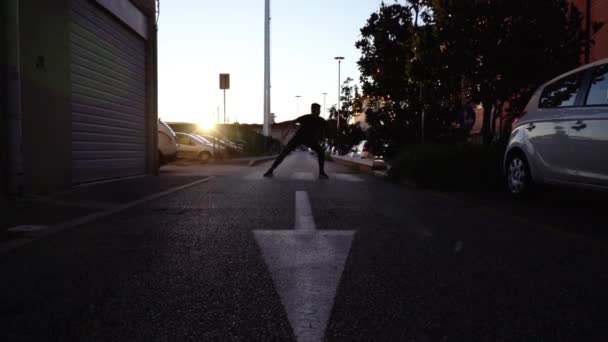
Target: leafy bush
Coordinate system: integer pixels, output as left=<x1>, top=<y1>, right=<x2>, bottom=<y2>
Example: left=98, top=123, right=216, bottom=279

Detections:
left=387, top=143, right=506, bottom=191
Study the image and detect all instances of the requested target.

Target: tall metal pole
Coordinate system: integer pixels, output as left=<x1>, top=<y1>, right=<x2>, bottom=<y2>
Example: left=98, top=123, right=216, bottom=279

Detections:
left=322, top=93, right=328, bottom=119
left=295, top=95, right=301, bottom=116
left=337, top=60, right=341, bottom=129
left=263, top=0, right=271, bottom=136
left=334, top=57, right=344, bottom=132
left=217, top=105, right=220, bottom=144
left=223, top=89, right=226, bottom=124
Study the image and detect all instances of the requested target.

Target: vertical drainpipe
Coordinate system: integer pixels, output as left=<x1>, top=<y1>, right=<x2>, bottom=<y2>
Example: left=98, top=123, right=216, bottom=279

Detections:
left=3, top=0, right=24, bottom=197
left=585, top=0, right=591, bottom=64
left=0, top=0, right=5, bottom=216
left=148, top=6, right=159, bottom=175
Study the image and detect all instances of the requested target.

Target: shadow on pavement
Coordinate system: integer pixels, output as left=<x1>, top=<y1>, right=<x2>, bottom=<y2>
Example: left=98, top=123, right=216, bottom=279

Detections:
left=439, top=186, right=608, bottom=241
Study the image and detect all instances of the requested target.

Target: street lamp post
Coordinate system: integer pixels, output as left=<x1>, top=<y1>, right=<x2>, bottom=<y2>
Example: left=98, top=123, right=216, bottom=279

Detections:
left=263, top=0, right=271, bottom=136
left=334, top=57, right=344, bottom=132
left=295, top=95, right=302, bottom=116
left=322, top=93, right=328, bottom=119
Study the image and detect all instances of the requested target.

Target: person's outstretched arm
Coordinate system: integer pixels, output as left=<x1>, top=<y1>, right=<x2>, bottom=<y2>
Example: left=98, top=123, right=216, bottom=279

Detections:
left=293, top=114, right=310, bottom=125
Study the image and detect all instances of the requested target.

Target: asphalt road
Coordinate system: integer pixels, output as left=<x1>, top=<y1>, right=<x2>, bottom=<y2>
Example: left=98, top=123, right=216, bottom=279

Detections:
left=2, top=152, right=608, bottom=341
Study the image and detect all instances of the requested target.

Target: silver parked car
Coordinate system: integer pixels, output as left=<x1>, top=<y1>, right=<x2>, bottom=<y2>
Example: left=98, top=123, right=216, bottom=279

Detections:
left=504, top=58, right=608, bottom=196
left=175, top=132, right=217, bottom=164
left=349, top=140, right=371, bottom=159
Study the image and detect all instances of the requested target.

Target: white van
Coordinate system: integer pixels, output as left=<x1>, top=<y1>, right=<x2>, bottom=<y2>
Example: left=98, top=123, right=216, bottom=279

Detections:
left=158, top=119, right=177, bottom=166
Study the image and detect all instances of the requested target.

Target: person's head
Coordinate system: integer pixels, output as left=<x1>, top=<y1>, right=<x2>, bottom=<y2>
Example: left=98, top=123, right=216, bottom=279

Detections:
left=311, top=103, right=321, bottom=116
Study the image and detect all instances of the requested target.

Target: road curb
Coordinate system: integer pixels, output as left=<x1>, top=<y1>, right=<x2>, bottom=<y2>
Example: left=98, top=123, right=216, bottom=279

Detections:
left=330, top=155, right=386, bottom=175
left=0, top=176, right=215, bottom=257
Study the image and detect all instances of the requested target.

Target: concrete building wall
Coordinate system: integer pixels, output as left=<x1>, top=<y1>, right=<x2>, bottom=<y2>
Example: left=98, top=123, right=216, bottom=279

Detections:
left=131, top=0, right=156, bottom=16
left=10, top=0, right=158, bottom=194
left=571, top=0, right=608, bottom=61
left=20, top=0, right=72, bottom=193
left=590, top=0, right=608, bottom=60
left=0, top=2, right=6, bottom=202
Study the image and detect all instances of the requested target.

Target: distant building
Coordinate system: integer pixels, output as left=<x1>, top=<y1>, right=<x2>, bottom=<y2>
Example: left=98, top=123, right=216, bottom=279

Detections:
left=349, top=96, right=382, bottom=131
left=571, top=0, right=608, bottom=62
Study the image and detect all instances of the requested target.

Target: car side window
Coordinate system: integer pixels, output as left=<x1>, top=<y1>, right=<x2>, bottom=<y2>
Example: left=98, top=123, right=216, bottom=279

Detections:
left=539, top=72, right=583, bottom=108
left=176, top=135, right=187, bottom=145
left=585, top=64, right=608, bottom=106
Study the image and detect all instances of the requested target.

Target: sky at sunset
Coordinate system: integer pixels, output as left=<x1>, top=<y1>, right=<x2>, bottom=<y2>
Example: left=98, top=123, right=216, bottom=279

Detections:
left=158, top=0, right=384, bottom=126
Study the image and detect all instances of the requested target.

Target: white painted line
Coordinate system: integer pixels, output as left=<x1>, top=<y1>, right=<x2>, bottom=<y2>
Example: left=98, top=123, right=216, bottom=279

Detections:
left=295, top=191, right=316, bottom=232
left=244, top=173, right=264, bottom=180
left=6, top=225, right=48, bottom=234
left=254, top=191, right=355, bottom=342
left=291, top=172, right=315, bottom=181
left=0, top=176, right=215, bottom=256
left=23, top=197, right=117, bottom=211
left=333, top=174, right=364, bottom=182
left=72, top=174, right=147, bottom=188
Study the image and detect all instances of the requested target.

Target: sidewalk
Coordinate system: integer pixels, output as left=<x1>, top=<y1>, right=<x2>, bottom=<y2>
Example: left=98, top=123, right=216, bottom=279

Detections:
left=171, top=155, right=278, bottom=167
left=214, top=154, right=278, bottom=166
left=1, top=175, right=210, bottom=246
left=330, top=154, right=387, bottom=174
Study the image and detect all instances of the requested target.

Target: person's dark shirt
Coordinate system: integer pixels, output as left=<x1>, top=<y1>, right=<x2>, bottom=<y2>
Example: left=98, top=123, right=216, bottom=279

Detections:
left=293, top=114, right=326, bottom=141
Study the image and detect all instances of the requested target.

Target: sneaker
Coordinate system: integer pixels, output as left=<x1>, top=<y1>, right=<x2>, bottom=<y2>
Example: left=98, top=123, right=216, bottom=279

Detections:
left=263, top=170, right=274, bottom=178
left=319, top=172, right=329, bottom=179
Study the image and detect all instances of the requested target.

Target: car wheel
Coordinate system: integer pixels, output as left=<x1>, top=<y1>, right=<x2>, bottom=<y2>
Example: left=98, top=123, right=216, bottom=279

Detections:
left=199, top=151, right=212, bottom=164
left=506, top=151, right=532, bottom=197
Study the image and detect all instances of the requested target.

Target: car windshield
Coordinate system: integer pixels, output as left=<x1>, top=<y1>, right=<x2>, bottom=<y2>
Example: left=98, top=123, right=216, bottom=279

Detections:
left=5, top=1, right=608, bottom=341
left=191, top=135, right=212, bottom=145
left=193, top=135, right=213, bottom=145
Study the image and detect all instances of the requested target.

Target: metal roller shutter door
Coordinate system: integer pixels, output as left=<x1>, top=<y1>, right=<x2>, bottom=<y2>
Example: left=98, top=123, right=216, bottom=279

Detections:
left=70, top=0, right=147, bottom=184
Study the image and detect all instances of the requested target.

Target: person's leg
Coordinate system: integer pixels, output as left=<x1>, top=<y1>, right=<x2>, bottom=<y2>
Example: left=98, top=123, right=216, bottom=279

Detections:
left=307, top=142, right=328, bottom=178
left=264, top=139, right=299, bottom=176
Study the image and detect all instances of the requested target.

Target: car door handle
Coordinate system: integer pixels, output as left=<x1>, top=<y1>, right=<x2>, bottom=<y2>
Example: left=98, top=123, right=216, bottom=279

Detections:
left=571, top=121, right=587, bottom=130
left=526, top=123, right=536, bottom=131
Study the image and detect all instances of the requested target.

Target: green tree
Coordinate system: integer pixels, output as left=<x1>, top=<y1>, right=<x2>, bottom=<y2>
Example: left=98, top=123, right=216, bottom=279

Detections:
left=356, top=2, right=422, bottom=154
left=432, top=0, right=603, bottom=145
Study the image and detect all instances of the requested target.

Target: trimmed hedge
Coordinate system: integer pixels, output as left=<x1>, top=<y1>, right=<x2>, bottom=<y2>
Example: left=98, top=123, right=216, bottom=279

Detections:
left=387, top=143, right=506, bottom=191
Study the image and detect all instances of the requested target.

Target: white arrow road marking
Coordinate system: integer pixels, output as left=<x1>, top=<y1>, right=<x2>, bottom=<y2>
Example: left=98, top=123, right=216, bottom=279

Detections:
left=254, top=191, right=355, bottom=342
left=332, top=174, right=363, bottom=182
left=291, top=172, right=316, bottom=181
left=245, top=172, right=363, bottom=182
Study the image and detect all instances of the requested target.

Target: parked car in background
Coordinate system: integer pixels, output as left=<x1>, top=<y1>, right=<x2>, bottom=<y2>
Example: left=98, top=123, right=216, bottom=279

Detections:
left=349, top=140, right=371, bottom=158
left=158, top=119, right=177, bottom=166
left=200, top=135, right=239, bottom=157
left=175, top=132, right=217, bottom=164
left=194, top=134, right=227, bottom=155
left=504, top=58, right=608, bottom=197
